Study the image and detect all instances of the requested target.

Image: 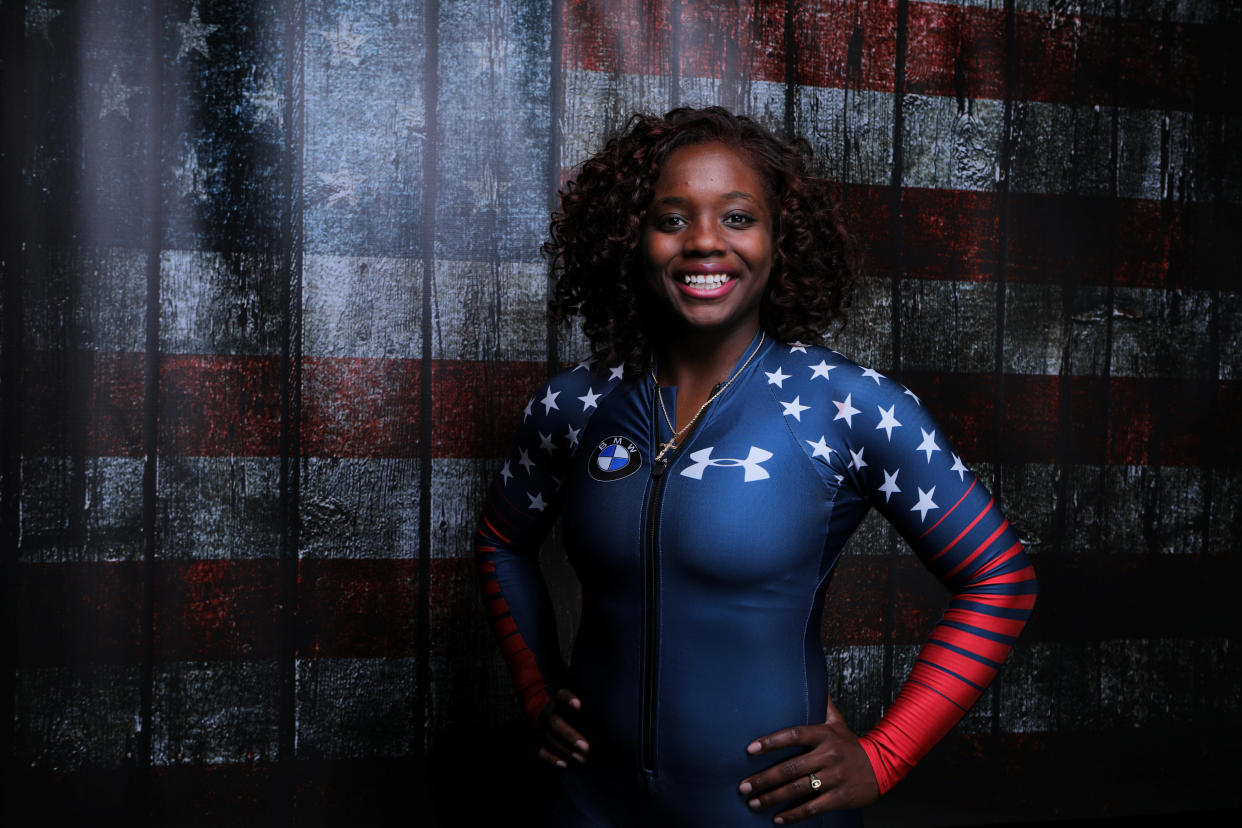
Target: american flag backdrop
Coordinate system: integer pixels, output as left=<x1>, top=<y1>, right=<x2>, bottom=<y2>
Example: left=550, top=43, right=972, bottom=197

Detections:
left=2, top=0, right=1239, bottom=824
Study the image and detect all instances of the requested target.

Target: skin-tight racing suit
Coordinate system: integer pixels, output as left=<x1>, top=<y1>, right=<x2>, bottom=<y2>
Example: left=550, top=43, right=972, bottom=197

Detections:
left=475, top=333, right=1037, bottom=825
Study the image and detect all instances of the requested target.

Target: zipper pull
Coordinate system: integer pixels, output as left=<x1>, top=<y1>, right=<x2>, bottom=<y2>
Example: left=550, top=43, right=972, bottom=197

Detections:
left=652, top=458, right=668, bottom=478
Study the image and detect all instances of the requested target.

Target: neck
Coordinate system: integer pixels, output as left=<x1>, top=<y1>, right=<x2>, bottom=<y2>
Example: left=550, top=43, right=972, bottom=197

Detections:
left=652, top=323, right=761, bottom=389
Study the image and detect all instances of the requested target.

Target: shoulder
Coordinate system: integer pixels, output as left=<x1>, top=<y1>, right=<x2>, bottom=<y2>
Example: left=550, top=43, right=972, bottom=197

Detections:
left=514, top=357, right=629, bottom=439
left=758, top=341, right=914, bottom=412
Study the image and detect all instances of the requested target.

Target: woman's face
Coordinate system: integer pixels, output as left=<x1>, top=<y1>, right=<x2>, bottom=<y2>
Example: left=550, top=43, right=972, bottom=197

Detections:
left=642, top=141, right=774, bottom=341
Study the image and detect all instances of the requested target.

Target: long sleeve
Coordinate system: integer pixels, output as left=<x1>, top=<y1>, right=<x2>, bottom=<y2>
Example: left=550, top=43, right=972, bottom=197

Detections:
left=831, top=370, right=1037, bottom=793
left=473, top=362, right=622, bottom=724
left=774, top=345, right=1038, bottom=794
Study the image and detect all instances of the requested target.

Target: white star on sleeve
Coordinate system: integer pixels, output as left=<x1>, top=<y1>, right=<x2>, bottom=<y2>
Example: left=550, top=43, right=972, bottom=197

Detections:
left=849, top=446, right=868, bottom=471
left=518, top=448, right=535, bottom=474
left=499, top=460, right=513, bottom=484
left=578, top=387, right=601, bottom=410
left=903, top=386, right=922, bottom=406
left=810, top=360, right=835, bottom=380
left=806, top=436, right=834, bottom=460
left=911, top=486, right=938, bottom=521
left=950, top=453, right=968, bottom=480
left=832, top=393, right=860, bottom=427
left=538, top=431, right=557, bottom=455
left=765, top=366, right=791, bottom=388
left=540, top=386, right=561, bottom=414
left=527, top=491, right=548, bottom=512
left=780, top=395, right=810, bottom=421
left=875, top=404, right=902, bottom=440
left=916, top=428, right=941, bottom=463
left=860, top=367, right=885, bottom=384
left=608, top=363, right=624, bottom=381
left=788, top=342, right=808, bottom=353
left=565, top=424, right=581, bottom=449
left=878, top=468, right=901, bottom=502
left=522, top=398, right=533, bottom=422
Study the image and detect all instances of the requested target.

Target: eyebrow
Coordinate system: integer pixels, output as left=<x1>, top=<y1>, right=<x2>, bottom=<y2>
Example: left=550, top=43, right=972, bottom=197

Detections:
left=651, top=190, right=762, bottom=206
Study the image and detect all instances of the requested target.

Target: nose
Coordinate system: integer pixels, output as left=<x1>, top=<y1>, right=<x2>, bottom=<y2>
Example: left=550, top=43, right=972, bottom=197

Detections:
left=683, top=216, right=724, bottom=257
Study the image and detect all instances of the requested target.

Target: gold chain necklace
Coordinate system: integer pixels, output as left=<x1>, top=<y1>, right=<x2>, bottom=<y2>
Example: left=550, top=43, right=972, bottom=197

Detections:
left=650, top=331, right=766, bottom=465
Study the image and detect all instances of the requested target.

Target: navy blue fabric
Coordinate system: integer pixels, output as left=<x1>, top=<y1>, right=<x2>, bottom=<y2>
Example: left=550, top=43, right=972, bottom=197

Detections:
left=476, top=332, right=1032, bottom=825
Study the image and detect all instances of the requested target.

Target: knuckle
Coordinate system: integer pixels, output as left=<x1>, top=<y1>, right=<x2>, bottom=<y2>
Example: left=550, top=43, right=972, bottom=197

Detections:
left=780, top=759, right=801, bottom=778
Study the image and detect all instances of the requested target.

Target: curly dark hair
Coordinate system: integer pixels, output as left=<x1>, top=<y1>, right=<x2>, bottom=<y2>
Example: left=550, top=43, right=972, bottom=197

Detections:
left=545, top=106, right=861, bottom=375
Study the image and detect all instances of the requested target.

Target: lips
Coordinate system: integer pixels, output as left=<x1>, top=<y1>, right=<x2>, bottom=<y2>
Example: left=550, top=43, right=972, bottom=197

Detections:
left=676, top=271, right=737, bottom=298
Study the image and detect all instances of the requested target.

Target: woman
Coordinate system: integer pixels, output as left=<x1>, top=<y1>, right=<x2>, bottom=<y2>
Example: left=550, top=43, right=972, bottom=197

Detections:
left=475, top=107, right=1036, bottom=826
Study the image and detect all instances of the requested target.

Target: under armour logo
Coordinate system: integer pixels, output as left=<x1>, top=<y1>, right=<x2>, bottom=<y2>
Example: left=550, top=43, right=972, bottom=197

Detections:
left=680, top=446, right=773, bottom=482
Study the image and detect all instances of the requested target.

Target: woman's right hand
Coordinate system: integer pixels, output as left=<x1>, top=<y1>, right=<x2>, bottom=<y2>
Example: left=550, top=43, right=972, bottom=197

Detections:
left=536, top=688, right=591, bottom=768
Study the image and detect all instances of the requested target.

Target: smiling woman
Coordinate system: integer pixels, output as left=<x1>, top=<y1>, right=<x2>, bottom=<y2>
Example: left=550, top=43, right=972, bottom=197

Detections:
left=475, top=108, right=1037, bottom=826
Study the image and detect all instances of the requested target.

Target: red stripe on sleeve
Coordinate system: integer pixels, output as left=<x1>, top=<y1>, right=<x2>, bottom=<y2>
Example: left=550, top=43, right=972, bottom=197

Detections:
left=916, top=478, right=977, bottom=541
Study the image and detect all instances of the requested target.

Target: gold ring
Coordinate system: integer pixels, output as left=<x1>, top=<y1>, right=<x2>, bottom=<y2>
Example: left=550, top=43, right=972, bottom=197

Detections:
left=808, top=772, right=822, bottom=790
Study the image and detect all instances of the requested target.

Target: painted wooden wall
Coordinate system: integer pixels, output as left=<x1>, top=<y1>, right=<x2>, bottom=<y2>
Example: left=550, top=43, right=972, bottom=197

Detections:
left=2, top=0, right=1239, bottom=824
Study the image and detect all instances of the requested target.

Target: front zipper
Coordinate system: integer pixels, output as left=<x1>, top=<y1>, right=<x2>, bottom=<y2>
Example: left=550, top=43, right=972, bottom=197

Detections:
left=640, top=382, right=717, bottom=774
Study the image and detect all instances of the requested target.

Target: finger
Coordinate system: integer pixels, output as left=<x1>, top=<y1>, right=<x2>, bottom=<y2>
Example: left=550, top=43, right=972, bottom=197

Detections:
left=554, top=688, right=582, bottom=710
left=547, top=711, right=590, bottom=754
left=739, top=753, right=811, bottom=796
left=536, top=745, right=569, bottom=769
left=773, top=792, right=838, bottom=825
left=745, top=724, right=820, bottom=755
left=744, top=772, right=822, bottom=812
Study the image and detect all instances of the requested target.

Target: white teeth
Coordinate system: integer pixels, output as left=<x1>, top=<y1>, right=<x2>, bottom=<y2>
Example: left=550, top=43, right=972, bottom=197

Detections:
left=683, top=273, right=730, bottom=289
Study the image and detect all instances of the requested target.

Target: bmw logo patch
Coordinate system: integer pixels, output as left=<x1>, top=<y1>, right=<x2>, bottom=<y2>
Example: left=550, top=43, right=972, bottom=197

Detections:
left=588, top=436, right=642, bottom=482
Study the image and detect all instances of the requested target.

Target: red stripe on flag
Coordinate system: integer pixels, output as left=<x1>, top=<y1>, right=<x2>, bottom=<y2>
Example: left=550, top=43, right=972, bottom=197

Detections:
left=15, top=553, right=1237, bottom=665
left=842, top=186, right=1239, bottom=290
left=21, top=355, right=1238, bottom=465
left=563, top=0, right=1216, bottom=110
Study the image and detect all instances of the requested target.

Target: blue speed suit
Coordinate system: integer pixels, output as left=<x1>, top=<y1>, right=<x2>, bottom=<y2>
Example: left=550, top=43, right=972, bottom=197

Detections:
left=475, top=333, right=1036, bottom=826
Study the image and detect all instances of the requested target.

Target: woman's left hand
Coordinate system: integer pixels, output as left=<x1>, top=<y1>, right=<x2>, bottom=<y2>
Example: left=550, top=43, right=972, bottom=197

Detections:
left=737, top=695, right=880, bottom=824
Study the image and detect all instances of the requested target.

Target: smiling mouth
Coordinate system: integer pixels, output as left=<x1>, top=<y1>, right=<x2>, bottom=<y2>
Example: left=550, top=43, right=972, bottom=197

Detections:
left=681, top=273, right=733, bottom=290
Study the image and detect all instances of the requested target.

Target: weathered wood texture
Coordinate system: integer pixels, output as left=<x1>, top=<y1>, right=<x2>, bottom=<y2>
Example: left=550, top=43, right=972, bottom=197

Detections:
left=3, top=0, right=1239, bottom=825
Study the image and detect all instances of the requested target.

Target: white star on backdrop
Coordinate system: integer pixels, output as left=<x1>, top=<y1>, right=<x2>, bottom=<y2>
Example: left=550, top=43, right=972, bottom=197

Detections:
left=911, top=486, right=939, bottom=521
left=245, top=69, right=284, bottom=128
left=788, top=343, right=807, bottom=353
left=916, top=428, right=941, bottom=463
left=832, top=393, right=860, bottom=427
left=540, top=386, right=561, bottom=414
left=517, top=448, right=535, bottom=474
left=806, top=436, right=834, bottom=460
left=527, top=491, right=548, bottom=511
left=99, top=67, right=138, bottom=120
left=26, top=0, right=61, bottom=40
left=565, top=425, right=581, bottom=448
left=499, top=460, right=513, bottom=484
left=878, top=468, right=901, bottom=502
left=522, top=398, right=534, bottom=421
left=609, top=364, right=625, bottom=381
left=318, top=162, right=365, bottom=207
left=538, top=431, right=557, bottom=454
left=781, top=396, right=810, bottom=421
left=573, top=359, right=592, bottom=372
left=950, top=453, right=968, bottom=480
left=578, top=387, right=600, bottom=411
left=315, top=17, right=367, bottom=67
left=466, top=164, right=509, bottom=214
left=172, top=144, right=219, bottom=202
left=861, top=367, right=884, bottom=384
left=176, top=5, right=219, bottom=61
left=904, top=387, right=922, bottom=406
left=875, top=404, right=901, bottom=440
left=849, top=446, right=867, bottom=471
left=765, top=366, right=790, bottom=388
